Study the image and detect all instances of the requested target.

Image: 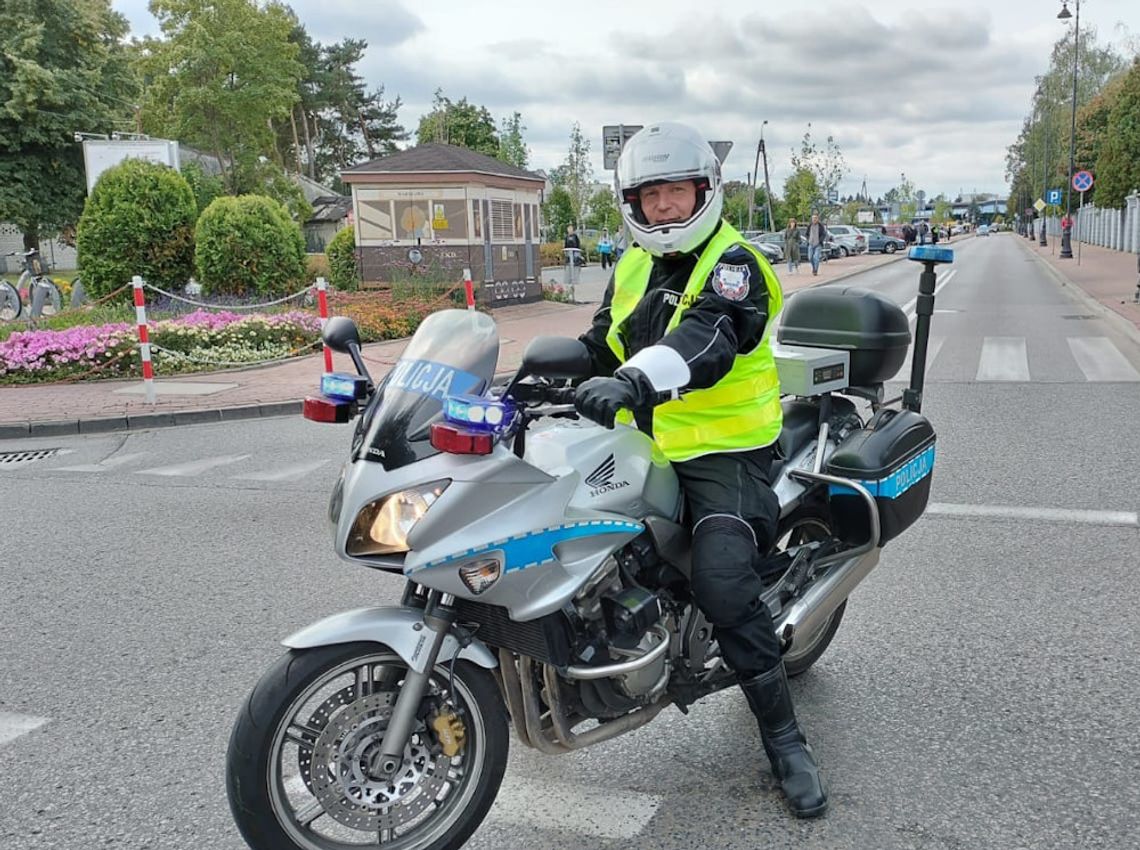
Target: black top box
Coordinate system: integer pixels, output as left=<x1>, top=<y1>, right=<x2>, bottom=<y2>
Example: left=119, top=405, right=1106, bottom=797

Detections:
left=777, top=287, right=912, bottom=386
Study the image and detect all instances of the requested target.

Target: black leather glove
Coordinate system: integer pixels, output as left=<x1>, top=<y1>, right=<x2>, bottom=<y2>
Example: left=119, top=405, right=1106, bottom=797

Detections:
left=575, top=368, right=653, bottom=429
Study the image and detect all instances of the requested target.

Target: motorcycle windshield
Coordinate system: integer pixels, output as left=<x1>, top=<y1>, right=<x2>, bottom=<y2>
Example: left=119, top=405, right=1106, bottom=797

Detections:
left=356, top=309, right=500, bottom=470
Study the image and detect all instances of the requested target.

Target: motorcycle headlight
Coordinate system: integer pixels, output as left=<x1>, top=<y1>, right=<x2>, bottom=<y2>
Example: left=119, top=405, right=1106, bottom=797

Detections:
left=346, top=480, right=450, bottom=556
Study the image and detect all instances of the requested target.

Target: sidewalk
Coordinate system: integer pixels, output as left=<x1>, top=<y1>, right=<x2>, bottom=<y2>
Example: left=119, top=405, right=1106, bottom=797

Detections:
left=1018, top=234, right=1140, bottom=332
left=0, top=234, right=974, bottom=439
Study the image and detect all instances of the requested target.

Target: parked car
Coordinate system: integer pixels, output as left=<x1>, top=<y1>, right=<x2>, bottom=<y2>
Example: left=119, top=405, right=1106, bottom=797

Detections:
left=860, top=229, right=906, bottom=254
left=823, top=225, right=868, bottom=257
left=750, top=239, right=784, bottom=263
left=756, top=231, right=840, bottom=262
left=976, top=224, right=991, bottom=237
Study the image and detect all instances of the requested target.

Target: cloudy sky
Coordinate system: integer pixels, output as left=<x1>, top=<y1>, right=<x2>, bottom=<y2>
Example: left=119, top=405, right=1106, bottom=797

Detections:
left=111, top=0, right=1140, bottom=201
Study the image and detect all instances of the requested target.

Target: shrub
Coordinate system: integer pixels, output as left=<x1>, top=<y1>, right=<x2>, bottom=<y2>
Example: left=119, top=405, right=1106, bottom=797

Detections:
left=76, top=159, right=197, bottom=300
left=195, top=195, right=307, bottom=298
left=181, top=161, right=224, bottom=222
left=539, top=242, right=564, bottom=267
left=326, top=226, right=358, bottom=291
left=306, top=253, right=330, bottom=281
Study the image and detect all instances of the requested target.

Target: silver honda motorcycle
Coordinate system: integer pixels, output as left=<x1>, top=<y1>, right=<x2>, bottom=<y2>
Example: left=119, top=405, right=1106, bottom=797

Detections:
left=226, top=249, right=953, bottom=850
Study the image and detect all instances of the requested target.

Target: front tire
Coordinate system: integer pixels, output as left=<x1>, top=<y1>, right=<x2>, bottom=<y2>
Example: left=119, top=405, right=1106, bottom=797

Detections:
left=227, top=641, right=508, bottom=850
left=773, top=505, right=847, bottom=678
left=885, top=243, right=897, bottom=254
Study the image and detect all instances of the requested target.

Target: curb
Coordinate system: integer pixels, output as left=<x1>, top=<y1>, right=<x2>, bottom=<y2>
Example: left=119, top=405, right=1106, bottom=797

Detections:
left=0, top=400, right=302, bottom=441
left=1016, top=239, right=1140, bottom=346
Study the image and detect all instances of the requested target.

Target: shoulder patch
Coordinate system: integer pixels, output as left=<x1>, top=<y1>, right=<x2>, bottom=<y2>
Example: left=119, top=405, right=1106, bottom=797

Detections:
left=711, top=262, right=751, bottom=301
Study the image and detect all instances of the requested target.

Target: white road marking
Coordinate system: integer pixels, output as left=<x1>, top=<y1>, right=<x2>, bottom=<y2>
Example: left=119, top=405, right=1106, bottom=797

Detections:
left=54, top=452, right=148, bottom=473
left=280, top=772, right=663, bottom=840
left=927, top=502, right=1138, bottom=528
left=0, top=712, right=49, bottom=746
left=976, top=337, right=1030, bottom=382
left=134, top=454, right=250, bottom=477
left=902, top=268, right=956, bottom=321
left=233, top=460, right=330, bottom=482
left=1067, top=337, right=1140, bottom=382
left=485, top=773, right=663, bottom=838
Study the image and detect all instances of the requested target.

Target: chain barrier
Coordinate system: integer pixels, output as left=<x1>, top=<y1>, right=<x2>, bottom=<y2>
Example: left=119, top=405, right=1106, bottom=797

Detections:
left=142, top=282, right=313, bottom=310
left=51, top=347, right=137, bottom=384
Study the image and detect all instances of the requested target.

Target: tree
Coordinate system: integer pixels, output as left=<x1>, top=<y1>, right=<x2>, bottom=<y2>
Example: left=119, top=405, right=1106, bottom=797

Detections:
left=541, top=186, right=574, bottom=242
left=782, top=168, right=820, bottom=223
left=585, top=187, right=620, bottom=232
left=550, top=122, right=593, bottom=226
left=722, top=181, right=769, bottom=231
left=933, top=196, right=952, bottom=224
left=415, top=90, right=499, bottom=156
left=277, top=24, right=405, bottom=185
left=138, top=0, right=303, bottom=193
left=1005, top=26, right=1125, bottom=212
left=788, top=124, right=847, bottom=215
left=0, top=0, right=137, bottom=250
left=498, top=111, right=529, bottom=169
left=1095, top=57, right=1140, bottom=209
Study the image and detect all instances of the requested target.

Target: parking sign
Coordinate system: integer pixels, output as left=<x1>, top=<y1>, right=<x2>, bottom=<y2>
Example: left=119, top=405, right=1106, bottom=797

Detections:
left=1046, top=189, right=1062, bottom=206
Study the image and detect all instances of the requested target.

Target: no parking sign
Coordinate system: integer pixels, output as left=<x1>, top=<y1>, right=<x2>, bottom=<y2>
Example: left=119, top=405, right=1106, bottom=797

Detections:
left=1072, top=170, right=1094, bottom=192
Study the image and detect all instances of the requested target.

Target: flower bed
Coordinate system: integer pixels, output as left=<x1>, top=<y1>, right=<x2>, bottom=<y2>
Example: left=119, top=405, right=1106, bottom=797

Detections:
left=0, top=288, right=464, bottom=384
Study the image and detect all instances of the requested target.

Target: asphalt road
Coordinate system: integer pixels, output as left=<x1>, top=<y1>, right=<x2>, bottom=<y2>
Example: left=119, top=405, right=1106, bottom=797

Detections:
left=1, top=234, right=1138, bottom=849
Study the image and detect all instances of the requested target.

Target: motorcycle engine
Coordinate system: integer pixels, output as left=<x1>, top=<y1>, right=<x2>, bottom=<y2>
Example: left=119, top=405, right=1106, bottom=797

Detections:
left=571, top=546, right=671, bottom=701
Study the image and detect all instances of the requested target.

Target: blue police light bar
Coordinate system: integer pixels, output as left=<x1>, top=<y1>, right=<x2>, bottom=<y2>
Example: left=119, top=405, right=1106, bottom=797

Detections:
left=443, top=394, right=516, bottom=432
left=907, top=246, right=954, bottom=264
left=320, top=372, right=368, bottom=401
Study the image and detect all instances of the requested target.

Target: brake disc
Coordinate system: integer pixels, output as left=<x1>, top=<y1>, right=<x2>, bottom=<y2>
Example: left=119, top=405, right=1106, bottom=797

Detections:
left=308, top=692, right=454, bottom=832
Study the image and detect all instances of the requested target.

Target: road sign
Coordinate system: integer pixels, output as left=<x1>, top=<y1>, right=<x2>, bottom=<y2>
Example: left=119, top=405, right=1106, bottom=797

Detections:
left=1072, top=170, right=1094, bottom=192
left=1046, top=189, right=1062, bottom=205
left=1034, top=199, right=1046, bottom=212
left=709, top=141, right=733, bottom=164
left=602, top=124, right=643, bottom=169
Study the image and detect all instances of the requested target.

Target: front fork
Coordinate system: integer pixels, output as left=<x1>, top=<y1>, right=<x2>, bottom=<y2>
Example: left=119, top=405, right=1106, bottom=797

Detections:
left=370, top=590, right=458, bottom=779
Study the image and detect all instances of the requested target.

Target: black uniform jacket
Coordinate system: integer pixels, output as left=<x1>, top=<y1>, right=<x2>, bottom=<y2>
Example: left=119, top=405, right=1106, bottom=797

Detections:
left=579, top=223, right=771, bottom=390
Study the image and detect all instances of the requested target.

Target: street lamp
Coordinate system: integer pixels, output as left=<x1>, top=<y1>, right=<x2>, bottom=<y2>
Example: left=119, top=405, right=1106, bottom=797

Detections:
left=1058, top=0, right=1078, bottom=259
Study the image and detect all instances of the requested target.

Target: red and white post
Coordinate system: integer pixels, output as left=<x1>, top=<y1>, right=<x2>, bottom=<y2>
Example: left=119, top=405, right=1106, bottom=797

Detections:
left=462, top=267, right=476, bottom=310
left=316, top=276, right=333, bottom=373
left=132, top=275, right=156, bottom=404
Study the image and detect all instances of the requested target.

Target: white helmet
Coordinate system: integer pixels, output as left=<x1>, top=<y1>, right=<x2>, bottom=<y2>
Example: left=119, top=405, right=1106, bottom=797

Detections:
left=615, top=121, right=724, bottom=257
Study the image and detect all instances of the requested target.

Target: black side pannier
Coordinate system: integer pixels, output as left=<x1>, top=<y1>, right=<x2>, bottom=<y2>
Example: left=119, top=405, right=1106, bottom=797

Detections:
left=826, top=408, right=935, bottom=546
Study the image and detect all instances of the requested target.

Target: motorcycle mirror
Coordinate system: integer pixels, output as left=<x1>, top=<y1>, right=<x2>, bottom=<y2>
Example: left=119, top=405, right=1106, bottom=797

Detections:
left=322, top=316, right=362, bottom=354
left=520, top=336, right=593, bottom=380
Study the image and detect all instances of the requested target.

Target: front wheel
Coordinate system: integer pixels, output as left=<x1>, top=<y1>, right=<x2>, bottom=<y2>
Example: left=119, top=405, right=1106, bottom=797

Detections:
left=884, top=243, right=897, bottom=254
left=838, top=246, right=849, bottom=258
left=0, top=281, right=21, bottom=321
left=227, top=641, right=509, bottom=850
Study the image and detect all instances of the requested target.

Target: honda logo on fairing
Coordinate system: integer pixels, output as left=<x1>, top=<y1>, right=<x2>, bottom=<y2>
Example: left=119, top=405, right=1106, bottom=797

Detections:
left=584, top=454, right=630, bottom=496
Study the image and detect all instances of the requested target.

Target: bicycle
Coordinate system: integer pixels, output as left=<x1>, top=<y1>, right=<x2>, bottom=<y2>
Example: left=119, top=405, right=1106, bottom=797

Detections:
left=1, top=248, right=63, bottom=321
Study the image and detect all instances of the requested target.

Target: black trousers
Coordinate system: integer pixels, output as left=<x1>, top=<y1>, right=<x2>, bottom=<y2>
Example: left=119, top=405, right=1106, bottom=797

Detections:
left=673, top=447, right=782, bottom=678
left=599, top=252, right=613, bottom=269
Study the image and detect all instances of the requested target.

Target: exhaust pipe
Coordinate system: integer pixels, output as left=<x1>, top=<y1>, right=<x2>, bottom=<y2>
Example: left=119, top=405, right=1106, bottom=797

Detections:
left=779, top=468, right=882, bottom=655
left=775, top=548, right=879, bottom=654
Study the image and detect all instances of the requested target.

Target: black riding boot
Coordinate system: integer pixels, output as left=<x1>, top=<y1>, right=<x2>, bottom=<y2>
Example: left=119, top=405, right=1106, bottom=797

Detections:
left=740, top=663, right=828, bottom=818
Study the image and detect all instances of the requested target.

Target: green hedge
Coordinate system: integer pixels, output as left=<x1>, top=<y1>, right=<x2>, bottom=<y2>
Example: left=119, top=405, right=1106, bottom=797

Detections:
left=76, top=159, right=197, bottom=299
left=194, top=195, right=307, bottom=298
left=326, top=226, right=358, bottom=291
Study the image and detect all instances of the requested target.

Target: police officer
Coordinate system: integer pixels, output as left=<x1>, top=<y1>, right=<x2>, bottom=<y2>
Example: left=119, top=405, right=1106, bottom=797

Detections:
left=574, top=122, right=827, bottom=818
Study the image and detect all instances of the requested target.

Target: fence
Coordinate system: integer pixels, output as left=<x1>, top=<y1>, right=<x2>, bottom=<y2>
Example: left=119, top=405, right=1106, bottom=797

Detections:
left=1043, top=191, right=1140, bottom=253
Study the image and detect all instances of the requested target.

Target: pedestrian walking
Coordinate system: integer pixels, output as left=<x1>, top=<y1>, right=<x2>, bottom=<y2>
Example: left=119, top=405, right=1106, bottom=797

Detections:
left=783, top=218, right=800, bottom=274
left=806, top=212, right=828, bottom=276
left=598, top=230, right=615, bottom=270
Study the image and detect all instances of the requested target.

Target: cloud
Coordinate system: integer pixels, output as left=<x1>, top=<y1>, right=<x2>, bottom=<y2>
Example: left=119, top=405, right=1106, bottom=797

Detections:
left=302, top=1, right=424, bottom=46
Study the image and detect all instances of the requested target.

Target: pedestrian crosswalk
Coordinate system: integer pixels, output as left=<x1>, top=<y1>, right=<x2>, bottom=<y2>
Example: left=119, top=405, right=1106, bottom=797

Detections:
left=898, top=335, right=1140, bottom=383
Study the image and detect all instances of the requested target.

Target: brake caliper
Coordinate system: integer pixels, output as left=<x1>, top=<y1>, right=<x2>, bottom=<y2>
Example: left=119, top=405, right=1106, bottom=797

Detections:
left=429, top=710, right=466, bottom=757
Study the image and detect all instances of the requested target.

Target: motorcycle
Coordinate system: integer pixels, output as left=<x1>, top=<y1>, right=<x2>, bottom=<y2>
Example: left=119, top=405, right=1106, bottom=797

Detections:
left=226, top=248, right=953, bottom=849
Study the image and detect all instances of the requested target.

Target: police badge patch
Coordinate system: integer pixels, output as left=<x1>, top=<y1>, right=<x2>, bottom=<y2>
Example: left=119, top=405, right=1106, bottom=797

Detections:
left=711, top=263, right=751, bottom=301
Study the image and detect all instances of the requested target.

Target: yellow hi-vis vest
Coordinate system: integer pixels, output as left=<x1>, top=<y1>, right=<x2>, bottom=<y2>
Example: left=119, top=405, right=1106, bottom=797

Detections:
left=605, top=221, right=784, bottom=463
